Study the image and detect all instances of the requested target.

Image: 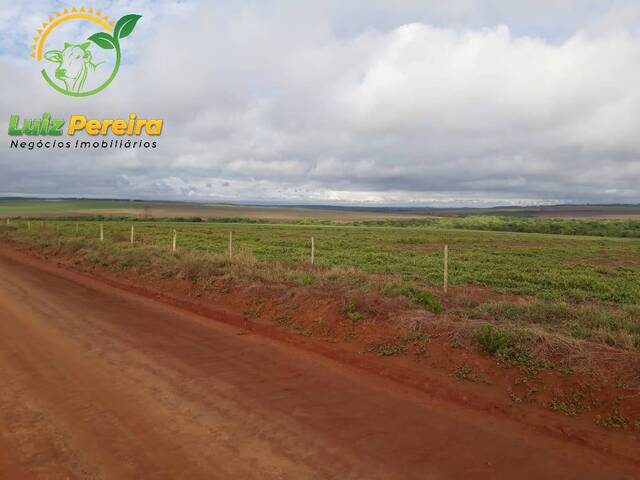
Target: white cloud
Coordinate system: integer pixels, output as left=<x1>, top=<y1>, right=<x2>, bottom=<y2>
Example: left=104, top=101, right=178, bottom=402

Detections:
left=1, top=0, right=639, bottom=205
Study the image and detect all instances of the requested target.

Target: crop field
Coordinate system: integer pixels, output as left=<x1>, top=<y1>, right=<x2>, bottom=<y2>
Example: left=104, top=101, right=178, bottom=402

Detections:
left=0, top=199, right=427, bottom=221
left=15, top=219, right=640, bottom=305
left=3, top=217, right=640, bottom=454
left=3, top=198, right=640, bottom=224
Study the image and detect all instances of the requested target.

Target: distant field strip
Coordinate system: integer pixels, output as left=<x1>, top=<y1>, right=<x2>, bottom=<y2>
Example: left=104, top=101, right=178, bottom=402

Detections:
left=18, top=220, right=640, bottom=304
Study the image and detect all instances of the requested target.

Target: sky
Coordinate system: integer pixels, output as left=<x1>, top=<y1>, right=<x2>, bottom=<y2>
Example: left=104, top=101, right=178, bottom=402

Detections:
left=1, top=0, right=639, bottom=207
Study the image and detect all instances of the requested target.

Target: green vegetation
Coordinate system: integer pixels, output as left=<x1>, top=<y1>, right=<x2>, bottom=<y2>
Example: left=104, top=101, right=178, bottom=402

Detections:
left=381, top=283, right=443, bottom=312
left=452, top=364, right=492, bottom=384
left=4, top=218, right=639, bottom=305
left=595, top=410, right=630, bottom=429
left=2, top=214, right=640, bottom=354
left=453, top=364, right=478, bottom=382
left=549, top=390, right=589, bottom=417
left=0, top=199, right=132, bottom=213
left=273, top=315, right=295, bottom=328
left=2, top=198, right=640, bottom=239
left=349, top=216, right=640, bottom=238
left=366, top=342, right=408, bottom=356
left=474, top=325, right=513, bottom=355
left=6, top=214, right=640, bottom=238
left=298, top=272, right=314, bottom=286
left=343, top=299, right=364, bottom=324
left=473, top=302, right=640, bottom=350
left=473, top=325, right=545, bottom=367
left=397, top=286, right=443, bottom=313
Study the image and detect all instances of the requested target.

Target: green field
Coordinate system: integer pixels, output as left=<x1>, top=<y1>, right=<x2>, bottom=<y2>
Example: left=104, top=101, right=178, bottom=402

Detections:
left=0, top=199, right=130, bottom=213
left=3, top=199, right=640, bottom=238
left=16, top=219, right=640, bottom=305
left=0, top=199, right=427, bottom=221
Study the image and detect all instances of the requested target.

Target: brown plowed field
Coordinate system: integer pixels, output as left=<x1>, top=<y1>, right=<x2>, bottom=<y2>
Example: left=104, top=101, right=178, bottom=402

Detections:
left=0, top=248, right=637, bottom=479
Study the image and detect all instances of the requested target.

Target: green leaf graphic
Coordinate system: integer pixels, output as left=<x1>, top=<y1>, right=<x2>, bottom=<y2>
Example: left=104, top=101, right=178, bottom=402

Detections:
left=114, top=14, right=142, bottom=39
left=88, top=32, right=116, bottom=50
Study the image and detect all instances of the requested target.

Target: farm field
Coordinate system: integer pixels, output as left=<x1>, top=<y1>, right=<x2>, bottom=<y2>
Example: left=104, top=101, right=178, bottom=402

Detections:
left=0, top=198, right=429, bottom=221
left=20, top=219, right=640, bottom=305
left=2, top=217, right=640, bottom=470
left=3, top=198, right=640, bottom=222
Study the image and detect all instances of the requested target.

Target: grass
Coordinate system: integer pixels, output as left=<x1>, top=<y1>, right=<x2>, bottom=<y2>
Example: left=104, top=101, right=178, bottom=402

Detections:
left=473, top=325, right=546, bottom=368
left=366, top=342, right=408, bottom=356
left=549, top=390, right=589, bottom=417
left=473, top=301, right=640, bottom=350
left=5, top=218, right=640, bottom=305
left=452, top=364, right=493, bottom=384
left=299, top=272, right=314, bottom=286
left=383, top=284, right=443, bottom=313
left=350, top=216, right=640, bottom=238
left=343, top=299, right=364, bottom=324
left=2, top=217, right=640, bottom=354
left=0, top=199, right=130, bottom=213
left=453, top=364, right=478, bottom=382
left=594, top=410, right=630, bottom=429
left=3, top=199, right=640, bottom=238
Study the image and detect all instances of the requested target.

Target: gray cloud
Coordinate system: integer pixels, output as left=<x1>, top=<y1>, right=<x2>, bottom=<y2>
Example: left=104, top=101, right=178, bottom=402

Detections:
left=1, top=0, right=640, bottom=206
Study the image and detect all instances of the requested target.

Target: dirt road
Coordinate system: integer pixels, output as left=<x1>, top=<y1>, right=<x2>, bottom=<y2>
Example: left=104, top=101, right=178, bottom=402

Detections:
left=0, top=248, right=636, bottom=479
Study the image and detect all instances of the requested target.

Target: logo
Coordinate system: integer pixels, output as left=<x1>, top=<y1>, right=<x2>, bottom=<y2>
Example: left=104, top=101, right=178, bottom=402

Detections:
left=31, top=7, right=141, bottom=97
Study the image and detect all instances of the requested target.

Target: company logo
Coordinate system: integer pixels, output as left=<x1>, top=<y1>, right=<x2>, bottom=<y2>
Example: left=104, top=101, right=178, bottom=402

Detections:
left=32, top=7, right=141, bottom=97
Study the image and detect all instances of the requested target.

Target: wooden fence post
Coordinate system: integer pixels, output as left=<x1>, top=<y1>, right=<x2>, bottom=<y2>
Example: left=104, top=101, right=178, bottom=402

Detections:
left=76, top=222, right=79, bottom=234
left=311, top=236, right=315, bottom=265
left=172, top=229, right=177, bottom=253
left=27, top=221, right=31, bottom=231
left=100, top=223, right=104, bottom=242
left=228, top=231, right=233, bottom=259
left=131, top=225, right=135, bottom=244
left=443, top=244, right=449, bottom=294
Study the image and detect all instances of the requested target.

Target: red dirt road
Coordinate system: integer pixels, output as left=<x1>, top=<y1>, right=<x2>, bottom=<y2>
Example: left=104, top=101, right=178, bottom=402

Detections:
left=0, top=249, right=636, bottom=479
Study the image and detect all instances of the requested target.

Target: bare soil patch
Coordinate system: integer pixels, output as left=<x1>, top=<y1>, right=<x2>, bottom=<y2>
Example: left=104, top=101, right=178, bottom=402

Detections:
left=3, top=240, right=639, bottom=467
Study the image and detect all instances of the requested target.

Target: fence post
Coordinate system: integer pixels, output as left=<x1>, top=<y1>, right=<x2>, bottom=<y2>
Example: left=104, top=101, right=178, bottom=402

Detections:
left=27, top=221, right=31, bottom=231
left=443, top=244, right=449, bottom=294
left=311, top=236, right=315, bottom=265
left=172, top=229, right=177, bottom=253
left=131, top=225, right=135, bottom=244
left=100, top=223, right=104, bottom=242
left=228, top=231, right=233, bottom=259
left=76, top=222, right=79, bottom=234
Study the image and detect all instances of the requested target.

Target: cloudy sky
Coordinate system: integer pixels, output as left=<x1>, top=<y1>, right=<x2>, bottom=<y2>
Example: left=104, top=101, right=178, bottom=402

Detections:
left=1, top=0, right=639, bottom=206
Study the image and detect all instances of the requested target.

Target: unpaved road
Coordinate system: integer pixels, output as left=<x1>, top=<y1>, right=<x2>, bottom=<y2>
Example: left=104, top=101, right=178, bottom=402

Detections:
left=0, top=248, right=636, bottom=479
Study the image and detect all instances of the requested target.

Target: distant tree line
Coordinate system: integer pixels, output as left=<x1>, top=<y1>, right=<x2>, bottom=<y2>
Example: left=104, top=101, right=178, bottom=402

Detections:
left=8, top=215, right=640, bottom=238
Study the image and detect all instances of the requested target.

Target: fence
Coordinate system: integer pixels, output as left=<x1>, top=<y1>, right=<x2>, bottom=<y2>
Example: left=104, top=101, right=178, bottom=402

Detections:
left=6, top=219, right=452, bottom=292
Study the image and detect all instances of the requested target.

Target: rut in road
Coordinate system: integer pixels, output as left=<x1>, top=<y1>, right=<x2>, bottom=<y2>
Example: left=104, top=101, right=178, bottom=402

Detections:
left=0, top=248, right=636, bottom=480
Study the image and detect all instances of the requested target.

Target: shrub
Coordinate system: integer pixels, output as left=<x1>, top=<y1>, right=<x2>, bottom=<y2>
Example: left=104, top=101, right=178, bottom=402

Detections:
left=474, top=324, right=511, bottom=354
left=343, top=299, right=363, bottom=324
left=299, top=272, right=314, bottom=287
left=382, top=283, right=443, bottom=313
left=399, top=286, right=443, bottom=313
left=473, top=325, right=542, bottom=367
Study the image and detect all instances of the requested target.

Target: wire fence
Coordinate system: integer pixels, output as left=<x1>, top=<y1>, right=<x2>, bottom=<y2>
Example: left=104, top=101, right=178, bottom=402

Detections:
left=5, top=217, right=640, bottom=304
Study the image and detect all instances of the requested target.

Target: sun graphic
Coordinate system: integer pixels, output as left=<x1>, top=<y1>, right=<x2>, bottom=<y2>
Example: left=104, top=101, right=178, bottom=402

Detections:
left=32, top=7, right=114, bottom=61
left=31, top=7, right=141, bottom=97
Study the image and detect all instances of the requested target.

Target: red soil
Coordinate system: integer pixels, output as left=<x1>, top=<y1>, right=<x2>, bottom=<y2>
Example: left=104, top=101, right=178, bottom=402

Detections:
left=0, top=241, right=638, bottom=478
